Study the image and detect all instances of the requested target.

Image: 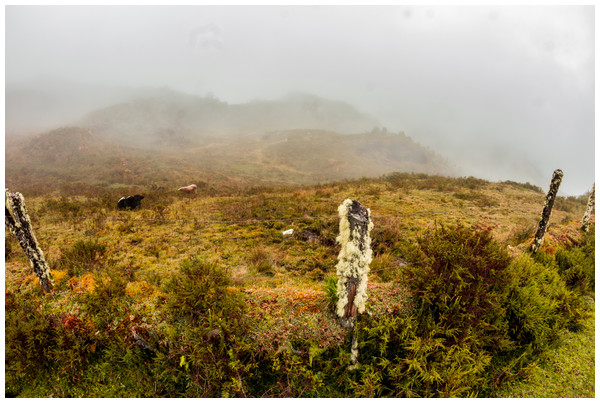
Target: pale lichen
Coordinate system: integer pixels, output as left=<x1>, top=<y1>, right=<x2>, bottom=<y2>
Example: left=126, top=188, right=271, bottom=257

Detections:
left=348, top=332, right=360, bottom=370
left=335, top=199, right=373, bottom=319
left=582, top=183, right=595, bottom=232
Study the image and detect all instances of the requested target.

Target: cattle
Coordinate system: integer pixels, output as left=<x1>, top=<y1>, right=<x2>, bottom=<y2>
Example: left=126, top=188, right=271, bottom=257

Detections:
left=178, top=184, right=198, bottom=194
left=117, top=195, right=144, bottom=210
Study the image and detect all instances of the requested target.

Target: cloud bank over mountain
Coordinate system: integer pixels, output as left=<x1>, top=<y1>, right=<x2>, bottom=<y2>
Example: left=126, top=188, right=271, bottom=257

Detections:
left=5, top=5, right=594, bottom=194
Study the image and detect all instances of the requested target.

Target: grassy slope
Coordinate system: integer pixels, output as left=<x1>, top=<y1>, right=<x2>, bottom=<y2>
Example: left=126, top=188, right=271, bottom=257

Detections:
left=5, top=128, right=454, bottom=195
left=5, top=174, right=594, bottom=397
left=493, top=313, right=595, bottom=398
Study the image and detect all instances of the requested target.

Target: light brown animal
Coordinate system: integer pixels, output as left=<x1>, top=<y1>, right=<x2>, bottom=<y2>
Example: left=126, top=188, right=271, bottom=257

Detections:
left=178, top=184, right=197, bottom=194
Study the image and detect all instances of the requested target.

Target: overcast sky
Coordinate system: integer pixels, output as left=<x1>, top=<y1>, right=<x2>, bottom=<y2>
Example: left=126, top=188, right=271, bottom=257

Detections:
left=5, top=5, right=596, bottom=195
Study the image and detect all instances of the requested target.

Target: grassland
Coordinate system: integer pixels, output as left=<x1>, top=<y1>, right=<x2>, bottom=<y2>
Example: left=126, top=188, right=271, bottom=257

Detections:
left=5, top=173, right=594, bottom=397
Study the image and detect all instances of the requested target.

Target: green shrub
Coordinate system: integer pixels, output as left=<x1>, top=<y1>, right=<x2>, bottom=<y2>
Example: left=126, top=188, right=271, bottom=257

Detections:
left=407, top=224, right=512, bottom=349
left=5, top=299, right=56, bottom=396
left=156, top=257, right=256, bottom=397
left=504, top=255, right=572, bottom=351
left=57, top=240, right=107, bottom=277
left=77, top=269, right=130, bottom=329
left=554, top=230, right=595, bottom=294
left=398, top=224, right=512, bottom=395
left=162, top=257, right=241, bottom=325
left=324, top=276, right=338, bottom=312
left=354, top=222, right=594, bottom=397
left=345, top=224, right=518, bottom=397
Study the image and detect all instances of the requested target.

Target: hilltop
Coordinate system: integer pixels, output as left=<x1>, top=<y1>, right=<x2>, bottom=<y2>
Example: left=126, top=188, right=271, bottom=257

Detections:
left=6, top=78, right=379, bottom=145
left=78, top=91, right=381, bottom=148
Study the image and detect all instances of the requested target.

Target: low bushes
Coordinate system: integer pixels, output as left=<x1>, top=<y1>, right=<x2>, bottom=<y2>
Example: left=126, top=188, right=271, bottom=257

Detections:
left=353, top=223, right=593, bottom=397
left=55, top=239, right=108, bottom=276
left=152, top=257, right=256, bottom=397
left=554, top=230, right=595, bottom=295
left=5, top=222, right=594, bottom=397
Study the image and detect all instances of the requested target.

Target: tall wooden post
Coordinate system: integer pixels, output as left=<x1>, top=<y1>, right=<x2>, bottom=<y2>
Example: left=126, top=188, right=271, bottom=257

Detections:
left=335, top=199, right=373, bottom=369
left=582, top=183, right=595, bottom=232
left=531, top=169, right=564, bottom=254
left=5, top=189, right=53, bottom=292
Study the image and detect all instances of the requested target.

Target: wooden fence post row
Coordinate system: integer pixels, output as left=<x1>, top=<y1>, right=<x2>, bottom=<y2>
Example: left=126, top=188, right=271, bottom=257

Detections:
left=335, top=199, right=373, bottom=369
left=5, top=189, right=53, bottom=292
left=582, top=183, right=595, bottom=233
left=531, top=169, right=563, bottom=254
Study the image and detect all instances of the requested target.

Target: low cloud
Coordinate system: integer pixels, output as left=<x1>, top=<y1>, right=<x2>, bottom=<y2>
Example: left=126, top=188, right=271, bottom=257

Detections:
left=5, top=5, right=594, bottom=194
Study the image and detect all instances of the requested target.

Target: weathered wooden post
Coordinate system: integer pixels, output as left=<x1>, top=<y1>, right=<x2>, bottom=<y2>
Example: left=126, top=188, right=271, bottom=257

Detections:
left=531, top=169, right=564, bottom=254
left=335, top=199, right=373, bottom=369
left=5, top=189, right=53, bottom=292
left=582, top=183, right=595, bottom=232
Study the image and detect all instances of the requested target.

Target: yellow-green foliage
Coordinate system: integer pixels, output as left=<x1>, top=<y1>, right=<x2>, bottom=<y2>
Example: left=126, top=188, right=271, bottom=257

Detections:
left=352, top=223, right=593, bottom=398
left=554, top=228, right=595, bottom=294
left=55, top=239, right=108, bottom=277
left=153, top=257, right=256, bottom=397
left=4, top=173, right=594, bottom=398
left=504, top=255, right=583, bottom=350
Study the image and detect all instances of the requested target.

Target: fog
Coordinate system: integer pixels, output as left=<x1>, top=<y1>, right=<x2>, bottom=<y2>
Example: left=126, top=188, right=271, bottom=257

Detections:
left=5, top=5, right=595, bottom=195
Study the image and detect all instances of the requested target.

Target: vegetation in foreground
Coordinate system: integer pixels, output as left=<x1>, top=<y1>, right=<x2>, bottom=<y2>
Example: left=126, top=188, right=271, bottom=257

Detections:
left=5, top=173, right=595, bottom=397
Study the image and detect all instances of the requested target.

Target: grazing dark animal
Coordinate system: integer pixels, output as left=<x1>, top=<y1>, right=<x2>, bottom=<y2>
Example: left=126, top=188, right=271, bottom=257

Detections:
left=117, top=195, right=144, bottom=210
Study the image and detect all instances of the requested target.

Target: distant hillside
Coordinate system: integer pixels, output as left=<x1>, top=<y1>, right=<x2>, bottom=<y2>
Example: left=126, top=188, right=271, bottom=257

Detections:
left=5, top=127, right=454, bottom=195
left=193, top=129, right=453, bottom=184
left=13, top=127, right=124, bottom=164
left=78, top=91, right=380, bottom=148
left=5, top=82, right=454, bottom=194
left=5, top=127, right=149, bottom=191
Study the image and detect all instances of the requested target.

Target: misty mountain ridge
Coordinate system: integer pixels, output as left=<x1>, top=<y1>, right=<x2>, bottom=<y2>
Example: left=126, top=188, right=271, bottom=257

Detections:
left=6, top=78, right=379, bottom=145
left=78, top=90, right=380, bottom=148
left=6, top=79, right=455, bottom=192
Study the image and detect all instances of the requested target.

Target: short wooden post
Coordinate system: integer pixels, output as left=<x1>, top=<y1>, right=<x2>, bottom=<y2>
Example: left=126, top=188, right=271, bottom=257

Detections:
left=531, top=169, right=564, bottom=253
left=5, top=189, right=53, bottom=292
left=582, top=183, right=595, bottom=232
left=335, top=199, right=373, bottom=369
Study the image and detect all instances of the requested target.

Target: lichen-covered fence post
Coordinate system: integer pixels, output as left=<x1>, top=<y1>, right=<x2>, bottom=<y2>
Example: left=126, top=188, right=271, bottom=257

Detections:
left=335, top=199, right=373, bottom=370
left=530, top=169, right=564, bottom=254
left=5, top=189, right=53, bottom=292
left=582, top=183, right=595, bottom=232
